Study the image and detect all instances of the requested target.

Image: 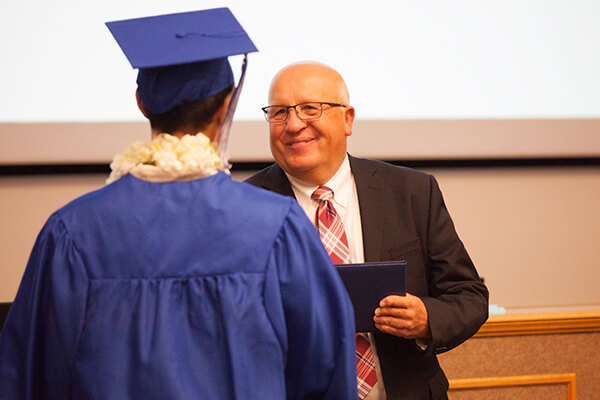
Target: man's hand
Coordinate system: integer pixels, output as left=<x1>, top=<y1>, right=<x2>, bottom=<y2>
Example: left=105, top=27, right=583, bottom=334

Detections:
left=373, top=294, right=431, bottom=339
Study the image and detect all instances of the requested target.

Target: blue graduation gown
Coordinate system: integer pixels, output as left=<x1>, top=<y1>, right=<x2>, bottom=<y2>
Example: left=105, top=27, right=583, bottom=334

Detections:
left=0, top=172, right=357, bottom=399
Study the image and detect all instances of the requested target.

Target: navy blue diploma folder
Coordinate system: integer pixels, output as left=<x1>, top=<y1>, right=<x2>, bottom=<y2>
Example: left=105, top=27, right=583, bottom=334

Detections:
left=335, top=261, right=407, bottom=332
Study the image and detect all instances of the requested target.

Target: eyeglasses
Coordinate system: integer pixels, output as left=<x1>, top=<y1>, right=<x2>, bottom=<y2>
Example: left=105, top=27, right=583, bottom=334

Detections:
left=261, top=102, right=346, bottom=123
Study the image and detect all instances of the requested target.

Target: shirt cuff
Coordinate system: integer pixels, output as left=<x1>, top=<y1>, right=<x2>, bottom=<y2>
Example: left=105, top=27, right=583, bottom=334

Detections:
left=415, top=338, right=430, bottom=351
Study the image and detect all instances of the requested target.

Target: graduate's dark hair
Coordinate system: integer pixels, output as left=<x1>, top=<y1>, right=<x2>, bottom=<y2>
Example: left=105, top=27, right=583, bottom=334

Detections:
left=147, top=84, right=234, bottom=135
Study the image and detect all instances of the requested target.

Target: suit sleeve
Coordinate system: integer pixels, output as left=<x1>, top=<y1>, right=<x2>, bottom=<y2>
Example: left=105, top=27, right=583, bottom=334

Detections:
left=421, top=175, right=489, bottom=354
left=0, top=213, right=88, bottom=399
left=263, top=201, right=358, bottom=400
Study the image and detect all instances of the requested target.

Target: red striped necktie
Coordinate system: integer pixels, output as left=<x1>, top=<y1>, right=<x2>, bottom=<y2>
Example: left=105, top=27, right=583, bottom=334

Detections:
left=312, top=185, right=377, bottom=399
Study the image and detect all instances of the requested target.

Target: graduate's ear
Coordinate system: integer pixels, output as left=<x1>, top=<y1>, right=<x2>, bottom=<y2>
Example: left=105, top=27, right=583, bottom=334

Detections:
left=212, top=91, right=233, bottom=127
left=136, top=90, right=149, bottom=118
left=203, top=91, right=233, bottom=142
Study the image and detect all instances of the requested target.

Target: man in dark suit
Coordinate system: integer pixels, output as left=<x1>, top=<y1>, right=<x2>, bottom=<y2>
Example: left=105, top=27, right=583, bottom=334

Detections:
left=246, top=62, right=489, bottom=400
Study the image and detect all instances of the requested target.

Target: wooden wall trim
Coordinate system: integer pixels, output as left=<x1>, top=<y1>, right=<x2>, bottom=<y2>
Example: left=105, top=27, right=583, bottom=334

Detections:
left=449, top=373, right=577, bottom=400
left=475, top=310, right=600, bottom=337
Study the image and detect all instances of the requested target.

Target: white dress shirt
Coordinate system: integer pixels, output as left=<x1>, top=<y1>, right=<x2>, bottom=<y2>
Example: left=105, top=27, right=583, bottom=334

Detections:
left=285, top=155, right=387, bottom=400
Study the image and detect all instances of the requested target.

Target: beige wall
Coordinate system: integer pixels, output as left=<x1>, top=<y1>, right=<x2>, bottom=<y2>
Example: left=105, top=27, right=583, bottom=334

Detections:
left=3, top=119, right=600, bottom=164
left=2, top=119, right=600, bottom=309
left=430, top=166, right=600, bottom=311
left=2, top=166, right=600, bottom=310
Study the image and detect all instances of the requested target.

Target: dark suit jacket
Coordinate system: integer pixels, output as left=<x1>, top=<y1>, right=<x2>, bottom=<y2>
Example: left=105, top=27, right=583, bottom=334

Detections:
left=246, top=155, right=489, bottom=400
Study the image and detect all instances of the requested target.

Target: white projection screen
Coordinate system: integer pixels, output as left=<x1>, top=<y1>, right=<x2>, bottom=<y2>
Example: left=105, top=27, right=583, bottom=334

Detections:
left=1, top=0, right=600, bottom=164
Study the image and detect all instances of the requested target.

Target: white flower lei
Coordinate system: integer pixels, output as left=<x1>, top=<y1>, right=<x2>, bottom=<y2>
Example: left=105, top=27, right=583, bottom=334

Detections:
left=106, top=133, right=229, bottom=184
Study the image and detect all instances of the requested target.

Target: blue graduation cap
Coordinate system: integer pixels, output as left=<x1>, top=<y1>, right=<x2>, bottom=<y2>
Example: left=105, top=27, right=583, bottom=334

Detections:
left=106, top=7, right=257, bottom=115
left=106, top=8, right=257, bottom=168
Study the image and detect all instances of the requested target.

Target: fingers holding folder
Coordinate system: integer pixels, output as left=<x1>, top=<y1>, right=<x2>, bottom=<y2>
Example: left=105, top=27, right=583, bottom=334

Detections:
left=374, top=294, right=431, bottom=340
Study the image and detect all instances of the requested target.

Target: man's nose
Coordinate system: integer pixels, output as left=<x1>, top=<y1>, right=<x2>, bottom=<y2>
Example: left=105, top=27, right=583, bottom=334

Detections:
left=285, top=107, right=308, bottom=132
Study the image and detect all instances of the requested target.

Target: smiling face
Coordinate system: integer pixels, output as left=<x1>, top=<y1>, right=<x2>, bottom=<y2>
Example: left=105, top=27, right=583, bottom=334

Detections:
left=267, top=63, right=355, bottom=185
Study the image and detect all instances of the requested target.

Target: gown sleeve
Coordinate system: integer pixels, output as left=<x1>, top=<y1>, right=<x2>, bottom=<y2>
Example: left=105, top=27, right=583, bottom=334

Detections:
left=263, top=201, right=358, bottom=400
left=0, top=212, right=89, bottom=399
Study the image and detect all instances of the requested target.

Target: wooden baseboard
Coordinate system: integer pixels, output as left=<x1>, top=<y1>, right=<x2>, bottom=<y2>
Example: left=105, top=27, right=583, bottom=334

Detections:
left=449, top=373, right=577, bottom=400
left=475, top=310, right=600, bottom=337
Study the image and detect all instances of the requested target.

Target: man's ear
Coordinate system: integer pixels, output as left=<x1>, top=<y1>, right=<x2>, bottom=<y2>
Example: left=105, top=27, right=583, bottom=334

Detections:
left=136, top=90, right=149, bottom=118
left=344, top=105, right=355, bottom=137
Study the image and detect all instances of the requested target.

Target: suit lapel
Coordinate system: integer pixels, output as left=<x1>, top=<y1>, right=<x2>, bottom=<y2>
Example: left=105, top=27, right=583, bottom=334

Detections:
left=258, top=159, right=384, bottom=260
left=349, top=156, right=384, bottom=262
left=258, top=164, right=296, bottom=199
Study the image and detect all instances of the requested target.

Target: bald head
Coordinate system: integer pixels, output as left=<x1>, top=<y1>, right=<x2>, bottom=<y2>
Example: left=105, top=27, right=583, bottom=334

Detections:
left=266, top=61, right=355, bottom=185
left=269, top=62, right=350, bottom=105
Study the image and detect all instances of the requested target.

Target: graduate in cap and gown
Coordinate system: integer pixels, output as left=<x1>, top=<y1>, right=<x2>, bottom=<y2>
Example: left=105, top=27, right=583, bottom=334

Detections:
left=0, top=8, right=357, bottom=399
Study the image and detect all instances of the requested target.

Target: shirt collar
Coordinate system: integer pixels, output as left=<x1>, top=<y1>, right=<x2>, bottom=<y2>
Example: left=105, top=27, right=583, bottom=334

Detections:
left=285, top=154, right=352, bottom=209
